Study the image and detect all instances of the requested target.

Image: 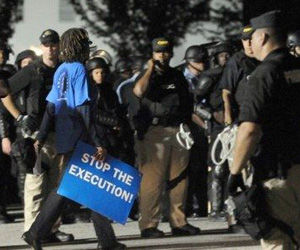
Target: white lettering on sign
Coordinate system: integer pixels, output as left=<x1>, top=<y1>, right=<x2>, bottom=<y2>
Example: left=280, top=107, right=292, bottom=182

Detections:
left=112, top=168, right=133, bottom=186
left=81, top=153, right=111, bottom=172
left=68, top=164, right=134, bottom=203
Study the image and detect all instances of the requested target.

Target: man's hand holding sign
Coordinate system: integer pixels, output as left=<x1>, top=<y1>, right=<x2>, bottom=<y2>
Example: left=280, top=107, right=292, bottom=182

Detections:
left=57, top=141, right=142, bottom=224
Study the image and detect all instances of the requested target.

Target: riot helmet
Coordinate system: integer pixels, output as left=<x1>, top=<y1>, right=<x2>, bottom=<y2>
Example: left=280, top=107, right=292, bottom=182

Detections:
left=130, top=56, right=146, bottom=72
left=114, top=58, right=133, bottom=73
left=287, top=30, right=300, bottom=57
left=211, top=42, right=232, bottom=56
left=210, top=42, right=232, bottom=67
left=90, top=49, right=113, bottom=66
left=184, top=45, right=208, bottom=63
left=86, top=57, right=109, bottom=72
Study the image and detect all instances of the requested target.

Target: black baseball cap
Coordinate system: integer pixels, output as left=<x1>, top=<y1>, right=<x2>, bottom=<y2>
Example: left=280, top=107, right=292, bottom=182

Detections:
left=39, top=29, right=59, bottom=44
left=241, top=25, right=255, bottom=40
left=152, top=37, right=173, bottom=53
left=250, top=10, right=284, bottom=30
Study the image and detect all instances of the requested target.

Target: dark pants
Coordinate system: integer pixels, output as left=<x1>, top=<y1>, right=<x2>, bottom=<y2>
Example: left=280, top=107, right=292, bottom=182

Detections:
left=28, top=189, right=117, bottom=247
left=0, top=151, right=17, bottom=213
left=207, top=126, right=229, bottom=213
left=186, top=125, right=208, bottom=217
left=28, top=152, right=118, bottom=248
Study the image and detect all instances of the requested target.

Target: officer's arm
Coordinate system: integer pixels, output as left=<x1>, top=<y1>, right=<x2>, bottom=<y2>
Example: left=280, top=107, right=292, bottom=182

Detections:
left=230, top=122, right=262, bottom=175
left=1, top=94, right=21, bottom=119
left=0, top=112, right=11, bottom=155
left=36, top=102, right=55, bottom=143
left=222, top=89, right=233, bottom=125
left=1, top=67, right=33, bottom=119
left=192, top=113, right=206, bottom=129
left=0, top=78, right=21, bottom=119
left=133, top=59, right=154, bottom=98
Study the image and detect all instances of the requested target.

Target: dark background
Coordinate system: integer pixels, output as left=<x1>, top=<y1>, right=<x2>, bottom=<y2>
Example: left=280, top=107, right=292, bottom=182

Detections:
left=243, top=0, right=300, bottom=31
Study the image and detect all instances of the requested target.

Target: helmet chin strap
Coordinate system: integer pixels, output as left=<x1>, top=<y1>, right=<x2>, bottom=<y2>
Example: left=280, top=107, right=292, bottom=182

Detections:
left=187, top=62, right=203, bottom=75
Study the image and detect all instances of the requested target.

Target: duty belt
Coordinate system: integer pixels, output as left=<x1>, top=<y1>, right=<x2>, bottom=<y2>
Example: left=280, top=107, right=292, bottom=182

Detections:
left=151, top=116, right=182, bottom=127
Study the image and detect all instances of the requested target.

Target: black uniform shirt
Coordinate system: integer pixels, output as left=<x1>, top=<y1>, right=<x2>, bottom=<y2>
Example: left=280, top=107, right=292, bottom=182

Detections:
left=136, top=67, right=192, bottom=125
left=8, top=59, right=58, bottom=118
left=239, top=48, right=300, bottom=178
left=220, top=50, right=258, bottom=113
left=200, top=67, right=224, bottom=112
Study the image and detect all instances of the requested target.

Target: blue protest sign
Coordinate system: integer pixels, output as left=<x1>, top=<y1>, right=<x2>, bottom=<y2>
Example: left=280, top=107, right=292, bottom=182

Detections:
left=57, top=141, right=142, bottom=224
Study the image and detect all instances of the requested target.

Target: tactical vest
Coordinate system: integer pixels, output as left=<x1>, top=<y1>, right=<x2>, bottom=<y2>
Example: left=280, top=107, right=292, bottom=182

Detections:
left=17, top=61, right=57, bottom=121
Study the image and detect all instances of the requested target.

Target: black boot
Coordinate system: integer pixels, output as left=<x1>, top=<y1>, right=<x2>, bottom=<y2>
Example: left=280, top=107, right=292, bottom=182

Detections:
left=209, top=165, right=227, bottom=222
left=22, top=231, right=43, bottom=250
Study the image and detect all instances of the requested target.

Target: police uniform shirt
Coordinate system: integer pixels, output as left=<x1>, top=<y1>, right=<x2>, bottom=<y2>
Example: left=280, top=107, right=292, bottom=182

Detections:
left=121, top=79, right=140, bottom=125
left=135, top=67, right=192, bottom=124
left=219, top=50, right=258, bottom=112
left=220, top=51, right=258, bottom=95
left=201, top=67, right=224, bottom=112
left=239, top=48, right=300, bottom=177
left=8, top=60, right=59, bottom=116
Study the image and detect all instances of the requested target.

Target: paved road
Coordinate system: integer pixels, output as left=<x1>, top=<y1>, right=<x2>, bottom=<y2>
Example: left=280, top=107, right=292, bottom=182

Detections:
left=0, top=214, right=260, bottom=250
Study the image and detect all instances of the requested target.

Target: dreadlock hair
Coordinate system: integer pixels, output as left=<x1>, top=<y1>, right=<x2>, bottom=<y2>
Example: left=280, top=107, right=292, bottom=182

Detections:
left=59, top=28, right=90, bottom=63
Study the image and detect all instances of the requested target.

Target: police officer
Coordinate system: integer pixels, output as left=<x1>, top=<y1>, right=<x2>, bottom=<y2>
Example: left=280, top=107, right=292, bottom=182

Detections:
left=228, top=10, right=300, bottom=249
left=90, top=49, right=113, bottom=66
left=195, top=42, right=232, bottom=222
left=221, top=25, right=259, bottom=125
left=115, top=56, right=145, bottom=165
left=133, top=37, right=200, bottom=238
left=115, top=56, right=146, bottom=221
left=287, top=30, right=300, bottom=57
left=0, top=53, right=17, bottom=223
left=0, top=44, right=12, bottom=67
left=183, top=45, right=208, bottom=91
left=112, top=58, right=133, bottom=90
left=181, top=45, right=209, bottom=217
left=8, top=29, right=73, bottom=242
left=210, top=42, right=232, bottom=69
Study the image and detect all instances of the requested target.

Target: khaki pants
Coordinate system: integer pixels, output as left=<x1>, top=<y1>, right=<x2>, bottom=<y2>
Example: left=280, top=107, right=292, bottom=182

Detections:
left=260, top=164, right=300, bottom=250
left=24, top=134, right=60, bottom=232
left=138, top=126, right=190, bottom=230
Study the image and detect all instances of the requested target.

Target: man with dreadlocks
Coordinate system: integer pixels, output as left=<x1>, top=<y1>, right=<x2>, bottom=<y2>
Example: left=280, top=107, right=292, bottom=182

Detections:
left=22, top=28, right=126, bottom=250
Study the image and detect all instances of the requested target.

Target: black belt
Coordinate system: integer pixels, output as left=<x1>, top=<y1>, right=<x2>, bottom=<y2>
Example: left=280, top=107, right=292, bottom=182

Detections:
left=151, top=117, right=182, bottom=127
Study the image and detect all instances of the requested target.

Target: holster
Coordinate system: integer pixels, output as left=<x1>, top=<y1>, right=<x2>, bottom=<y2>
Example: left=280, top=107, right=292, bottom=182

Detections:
left=233, top=184, right=299, bottom=249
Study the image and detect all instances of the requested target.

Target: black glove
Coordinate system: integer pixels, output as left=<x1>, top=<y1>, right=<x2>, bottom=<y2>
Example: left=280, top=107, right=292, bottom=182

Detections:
left=16, top=115, right=39, bottom=135
left=227, top=173, right=246, bottom=197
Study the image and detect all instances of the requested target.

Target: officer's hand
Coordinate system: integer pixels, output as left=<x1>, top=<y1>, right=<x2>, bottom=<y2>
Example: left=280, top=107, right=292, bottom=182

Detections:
left=227, top=173, right=246, bottom=197
left=34, top=140, right=43, bottom=153
left=1, top=137, right=11, bottom=155
left=224, top=112, right=233, bottom=126
left=94, top=147, right=107, bottom=162
left=16, top=114, right=38, bottom=135
left=146, top=59, right=155, bottom=71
